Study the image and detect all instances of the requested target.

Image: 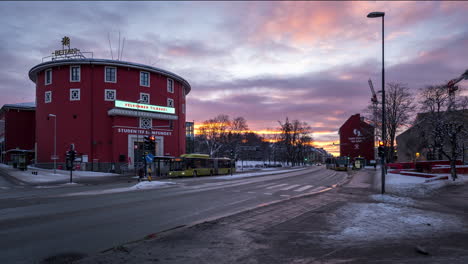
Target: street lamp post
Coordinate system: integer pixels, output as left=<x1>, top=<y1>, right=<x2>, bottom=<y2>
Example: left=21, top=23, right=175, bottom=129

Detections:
left=136, top=99, right=142, bottom=176
left=48, top=114, right=57, bottom=174
left=367, top=11, right=386, bottom=194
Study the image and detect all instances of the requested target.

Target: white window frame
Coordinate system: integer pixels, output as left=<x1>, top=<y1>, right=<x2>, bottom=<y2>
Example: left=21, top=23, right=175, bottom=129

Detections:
left=70, top=88, right=81, bottom=101
left=140, top=71, right=150, bottom=87
left=70, top=65, right=80, bottom=82
left=140, top=93, right=150, bottom=104
left=105, top=66, right=117, bottom=83
left=182, top=103, right=185, bottom=114
left=167, top=98, right=174, bottom=108
left=167, top=78, right=174, bottom=93
left=104, top=89, right=116, bottom=101
left=45, top=91, right=52, bottom=103
left=45, top=69, right=52, bottom=85
left=139, top=117, right=152, bottom=129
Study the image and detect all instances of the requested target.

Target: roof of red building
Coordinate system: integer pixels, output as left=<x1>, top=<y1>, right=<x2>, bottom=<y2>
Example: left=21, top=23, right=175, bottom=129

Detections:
left=29, top=58, right=192, bottom=94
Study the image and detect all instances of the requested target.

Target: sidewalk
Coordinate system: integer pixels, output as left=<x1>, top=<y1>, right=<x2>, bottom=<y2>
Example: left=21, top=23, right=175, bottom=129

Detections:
left=73, top=169, right=468, bottom=263
left=0, top=164, right=124, bottom=186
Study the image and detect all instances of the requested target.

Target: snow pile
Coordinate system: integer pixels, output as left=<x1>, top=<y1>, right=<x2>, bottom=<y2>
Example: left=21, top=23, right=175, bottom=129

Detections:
left=0, top=164, right=119, bottom=184
left=210, top=167, right=306, bottom=180
left=370, top=194, right=416, bottom=206
left=63, top=181, right=176, bottom=196
left=327, top=202, right=464, bottom=243
left=130, top=181, right=176, bottom=190
left=377, top=172, right=468, bottom=197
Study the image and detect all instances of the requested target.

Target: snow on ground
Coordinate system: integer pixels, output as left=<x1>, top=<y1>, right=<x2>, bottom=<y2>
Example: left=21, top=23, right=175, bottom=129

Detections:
left=210, top=167, right=306, bottom=180
left=326, top=202, right=464, bottom=243
left=63, top=181, right=176, bottom=196
left=0, top=164, right=119, bottom=184
left=376, top=171, right=468, bottom=197
left=370, top=194, right=416, bottom=206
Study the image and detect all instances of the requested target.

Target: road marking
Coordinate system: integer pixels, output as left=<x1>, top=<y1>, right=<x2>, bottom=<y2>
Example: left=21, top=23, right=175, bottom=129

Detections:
left=294, top=185, right=314, bottom=192
left=263, top=193, right=273, bottom=195
left=309, top=186, right=326, bottom=192
left=266, top=183, right=288, bottom=189
left=280, top=184, right=300, bottom=191
left=247, top=191, right=256, bottom=194
left=280, top=194, right=290, bottom=197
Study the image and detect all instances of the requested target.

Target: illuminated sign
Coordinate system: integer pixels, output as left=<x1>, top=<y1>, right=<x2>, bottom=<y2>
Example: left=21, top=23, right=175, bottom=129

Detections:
left=54, top=48, right=80, bottom=56
left=115, top=100, right=175, bottom=114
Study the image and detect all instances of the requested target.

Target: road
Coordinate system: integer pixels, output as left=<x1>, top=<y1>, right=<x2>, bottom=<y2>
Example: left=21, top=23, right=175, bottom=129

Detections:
left=0, top=166, right=347, bottom=263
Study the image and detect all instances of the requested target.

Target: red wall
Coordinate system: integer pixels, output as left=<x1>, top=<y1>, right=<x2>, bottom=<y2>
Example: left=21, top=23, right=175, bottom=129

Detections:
left=4, top=110, right=36, bottom=151
left=339, top=114, right=374, bottom=161
left=33, top=61, right=187, bottom=164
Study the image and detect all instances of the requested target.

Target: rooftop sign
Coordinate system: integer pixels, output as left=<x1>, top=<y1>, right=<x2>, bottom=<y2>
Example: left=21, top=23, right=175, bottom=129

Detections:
left=115, top=100, right=175, bottom=114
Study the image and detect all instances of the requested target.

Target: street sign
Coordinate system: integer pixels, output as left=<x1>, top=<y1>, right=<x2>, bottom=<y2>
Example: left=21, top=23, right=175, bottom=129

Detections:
left=146, top=153, right=154, bottom=163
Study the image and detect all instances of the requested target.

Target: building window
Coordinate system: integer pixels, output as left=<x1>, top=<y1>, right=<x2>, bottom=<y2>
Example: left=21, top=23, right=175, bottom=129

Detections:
left=45, top=91, right=52, bottom=103
left=105, top=67, right=117, bottom=83
left=70, top=66, right=80, bottom=82
left=70, top=89, right=80, bottom=101
left=104, top=89, right=116, bottom=101
left=140, top=93, right=150, bottom=104
left=167, top=78, right=174, bottom=93
left=45, top=69, right=52, bottom=85
left=140, top=71, right=150, bottom=87
left=140, top=117, right=152, bottom=129
left=167, top=98, right=174, bottom=108
left=182, top=103, right=185, bottom=114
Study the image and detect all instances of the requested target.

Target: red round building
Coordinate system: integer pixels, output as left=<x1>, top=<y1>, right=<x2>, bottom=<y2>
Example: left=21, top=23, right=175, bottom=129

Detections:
left=29, top=57, right=191, bottom=171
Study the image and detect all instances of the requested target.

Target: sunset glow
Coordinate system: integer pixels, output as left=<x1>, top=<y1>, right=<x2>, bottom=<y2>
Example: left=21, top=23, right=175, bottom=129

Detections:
left=1, top=1, right=467, bottom=156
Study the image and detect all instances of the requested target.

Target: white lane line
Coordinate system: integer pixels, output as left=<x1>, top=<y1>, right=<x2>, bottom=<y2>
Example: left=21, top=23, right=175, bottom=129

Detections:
left=309, top=186, right=326, bottom=192
left=247, top=191, right=256, bottom=194
left=280, top=184, right=300, bottom=191
left=264, top=193, right=273, bottom=195
left=294, top=185, right=314, bottom=192
left=266, top=183, right=288, bottom=189
left=280, top=195, right=290, bottom=197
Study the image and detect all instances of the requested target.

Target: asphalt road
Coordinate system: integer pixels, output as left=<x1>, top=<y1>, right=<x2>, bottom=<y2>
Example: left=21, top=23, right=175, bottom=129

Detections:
left=0, top=166, right=347, bottom=264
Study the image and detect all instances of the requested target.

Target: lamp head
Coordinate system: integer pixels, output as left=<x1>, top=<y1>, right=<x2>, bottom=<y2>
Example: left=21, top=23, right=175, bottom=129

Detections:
left=367, top=12, right=385, bottom=18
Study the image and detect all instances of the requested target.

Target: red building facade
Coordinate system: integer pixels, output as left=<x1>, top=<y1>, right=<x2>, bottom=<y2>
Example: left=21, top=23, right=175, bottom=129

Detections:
left=338, top=114, right=375, bottom=162
left=0, top=103, right=36, bottom=164
left=29, top=58, right=191, bottom=171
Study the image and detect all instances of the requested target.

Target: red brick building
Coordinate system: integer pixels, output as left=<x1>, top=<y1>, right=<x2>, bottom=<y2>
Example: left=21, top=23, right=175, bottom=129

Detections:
left=0, top=103, right=36, bottom=164
left=338, top=113, right=375, bottom=162
left=28, top=57, right=191, bottom=171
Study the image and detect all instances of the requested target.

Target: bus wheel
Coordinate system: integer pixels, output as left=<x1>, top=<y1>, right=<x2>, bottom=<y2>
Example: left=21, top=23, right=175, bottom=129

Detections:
left=193, top=171, right=197, bottom=177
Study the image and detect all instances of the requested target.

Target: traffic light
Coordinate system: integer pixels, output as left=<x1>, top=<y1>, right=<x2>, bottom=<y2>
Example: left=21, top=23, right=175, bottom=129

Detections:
left=144, top=136, right=156, bottom=151
left=66, top=149, right=76, bottom=170
left=378, top=141, right=385, bottom=157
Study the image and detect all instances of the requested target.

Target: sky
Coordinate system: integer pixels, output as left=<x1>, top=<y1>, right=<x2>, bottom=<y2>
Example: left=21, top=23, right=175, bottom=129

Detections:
left=1, top=1, right=467, bottom=155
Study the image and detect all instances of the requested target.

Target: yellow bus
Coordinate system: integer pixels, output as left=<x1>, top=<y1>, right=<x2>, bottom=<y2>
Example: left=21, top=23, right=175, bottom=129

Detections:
left=168, top=154, right=235, bottom=177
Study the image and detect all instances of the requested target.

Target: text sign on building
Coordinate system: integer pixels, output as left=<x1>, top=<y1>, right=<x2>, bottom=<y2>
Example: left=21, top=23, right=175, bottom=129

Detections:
left=115, top=100, right=175, bottom=114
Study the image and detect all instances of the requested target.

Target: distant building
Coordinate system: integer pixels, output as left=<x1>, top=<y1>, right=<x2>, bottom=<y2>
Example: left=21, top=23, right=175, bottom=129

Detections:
left=338, top=113, right=375, bottom=162
left=0, top=103, right=36, bottom=164
left=396, top=110, right=468, bottom=163
left=186, top=121, right=194, bottom=153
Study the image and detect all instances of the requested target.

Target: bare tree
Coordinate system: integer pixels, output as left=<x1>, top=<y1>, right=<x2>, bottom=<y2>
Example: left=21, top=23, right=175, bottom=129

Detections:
left=419, top=84, right=468, bottom=180
left=197, top=114, right=231, bottom=157
left=365, top=82, right=416, bottom=162
left=277, top=118, right=313, bottom=166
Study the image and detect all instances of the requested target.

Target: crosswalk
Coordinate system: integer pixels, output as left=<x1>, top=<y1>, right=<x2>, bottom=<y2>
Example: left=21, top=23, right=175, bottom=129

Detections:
left=255, top=182, right=326, bottom=194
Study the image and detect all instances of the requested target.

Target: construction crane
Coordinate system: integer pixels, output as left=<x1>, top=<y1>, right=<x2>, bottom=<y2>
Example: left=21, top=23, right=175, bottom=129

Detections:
left=446, top=69, right=468, bottom=94
left=368, top=78, right=378, bottom=104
